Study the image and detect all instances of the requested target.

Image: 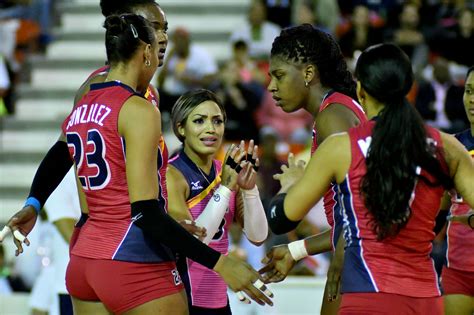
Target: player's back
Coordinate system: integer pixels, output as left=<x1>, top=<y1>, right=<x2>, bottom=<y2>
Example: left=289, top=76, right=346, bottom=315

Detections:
left=340, top=120, right=446, bottom=297
left=62, top=81, right=174, bottom=263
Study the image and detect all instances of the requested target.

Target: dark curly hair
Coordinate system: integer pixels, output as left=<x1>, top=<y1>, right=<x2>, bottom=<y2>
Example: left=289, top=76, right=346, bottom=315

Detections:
left=271, top=24, right=357, bottom=100
left=356, top=44, right=454, bottom=240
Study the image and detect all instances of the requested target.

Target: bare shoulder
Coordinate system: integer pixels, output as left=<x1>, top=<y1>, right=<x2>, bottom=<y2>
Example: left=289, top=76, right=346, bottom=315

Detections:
left=439, top=131, right=469, bottom=169
left=167, top=164, right=189, bottom=196
left=74, top=72, right=107, bottom=105
left=119, top=96, right=161, bottom=135
left=315, top=103, right=361, bottom=142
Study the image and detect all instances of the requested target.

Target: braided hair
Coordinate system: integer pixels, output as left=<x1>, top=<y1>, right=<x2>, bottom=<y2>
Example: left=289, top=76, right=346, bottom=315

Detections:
left=271, top=24, right=356, bottom=100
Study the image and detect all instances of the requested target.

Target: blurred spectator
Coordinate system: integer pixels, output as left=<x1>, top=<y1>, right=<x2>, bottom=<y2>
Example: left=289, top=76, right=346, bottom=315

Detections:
left=256, top=91, right=313, bottom=144
left=415, top=58, right=467, bottom=133
left=338, top=5, right=384, bottom=59
left=0, top=243, right=29, bottom=293
left=265, top=0, right=292, bottom=28
left=385, top=3, right=429, bottom=75
left=158, top=27, right=218, bottom=114
left=211, top=39, right=268, bottom=143
left=230, top=0, right=281, bottom=61
left=228, top=40, right=267, bottom=86
left=431, top=8, right=473, bottom=66
left=0, top=0, right=53, bottom=51
left=0, top=55, right=10, bottom=115
left=292, top=0, right=334, bottom=34
left=213, top=63, right=263, bottom=143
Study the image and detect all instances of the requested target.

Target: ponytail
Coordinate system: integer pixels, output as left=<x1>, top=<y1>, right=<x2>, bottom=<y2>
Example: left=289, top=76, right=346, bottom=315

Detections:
left=357, top=44, right=454, bottom=240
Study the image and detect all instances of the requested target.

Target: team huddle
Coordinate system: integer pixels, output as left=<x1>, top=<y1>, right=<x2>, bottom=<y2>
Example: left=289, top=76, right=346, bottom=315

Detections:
left=0, top=0, right=473, bottom=315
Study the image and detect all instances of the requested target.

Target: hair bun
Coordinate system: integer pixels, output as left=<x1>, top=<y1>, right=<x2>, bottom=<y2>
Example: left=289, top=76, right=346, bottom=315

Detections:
left=103, top=15, right=127, bottom=34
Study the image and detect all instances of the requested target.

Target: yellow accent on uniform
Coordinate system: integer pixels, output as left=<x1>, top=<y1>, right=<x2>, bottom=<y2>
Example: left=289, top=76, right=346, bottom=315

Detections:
left=187, top=174, right=222, bottom=209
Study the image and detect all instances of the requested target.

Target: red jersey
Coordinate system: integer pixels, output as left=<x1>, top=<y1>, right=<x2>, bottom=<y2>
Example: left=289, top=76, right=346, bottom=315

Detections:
left=85, top=66, right=168, bottom=205
left=340, top=120, right=446, bottom=297
left=311, top=91, right=367, bottom=248
left=446, top=129, right=474, bottom=272
left=62, top=81, right=173, bottom=263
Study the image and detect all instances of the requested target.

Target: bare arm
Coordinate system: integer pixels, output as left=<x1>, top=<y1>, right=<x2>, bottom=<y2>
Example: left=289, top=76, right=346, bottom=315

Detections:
left=166, top=165, right=193, bottom=221
left=441, top=132, right=474, bottom=208
left=315, top=103, right=361, bottom=143
left=283, top=134, right=351, bottom=221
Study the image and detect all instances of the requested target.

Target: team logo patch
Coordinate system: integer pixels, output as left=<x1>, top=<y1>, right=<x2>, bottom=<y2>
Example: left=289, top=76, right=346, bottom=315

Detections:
left=172, top=269, right=182, bottom=286
left=191, top=181, right=203, bottom=191
left=213, top=193, right=221, bottom=202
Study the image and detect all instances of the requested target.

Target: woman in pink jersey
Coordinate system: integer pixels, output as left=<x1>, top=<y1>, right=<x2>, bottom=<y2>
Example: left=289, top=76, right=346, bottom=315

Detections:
left=441, top=66, right=474, bottom=315
left=264, top=23, right=367, bottom=314
left=261, top=43, right=474, bottom=314
left=167, top=89, right=268, bottom=314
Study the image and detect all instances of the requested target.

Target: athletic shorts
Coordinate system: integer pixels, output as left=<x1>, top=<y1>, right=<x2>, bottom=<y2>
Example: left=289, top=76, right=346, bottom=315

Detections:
left=339, top=292, right=443, bottom=315
left=441, top=266, right=474, bottom=296
left=66, top=254, right=184, bottom=314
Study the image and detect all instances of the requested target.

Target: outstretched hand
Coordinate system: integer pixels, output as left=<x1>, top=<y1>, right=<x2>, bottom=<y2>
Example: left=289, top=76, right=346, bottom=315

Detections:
left=273, top=153, right=306, bottom=193
left=259, top=244, right=296, bottom=283
left=221, top=141, right=246, bottom=190
left=237, top=139, right=259, bottom=190
left=0, top=206, right=37, bottom=256
left=178, top=220, right=207, bottom=241
left=214, top=254, right=274, bottom=306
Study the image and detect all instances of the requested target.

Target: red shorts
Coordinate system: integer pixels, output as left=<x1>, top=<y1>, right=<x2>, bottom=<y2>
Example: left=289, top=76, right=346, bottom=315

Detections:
left=339, top=292, right=443, bottom=315
left=441, top=266, right=474, bottom=296
left=66, top=254, right=184, bottom=314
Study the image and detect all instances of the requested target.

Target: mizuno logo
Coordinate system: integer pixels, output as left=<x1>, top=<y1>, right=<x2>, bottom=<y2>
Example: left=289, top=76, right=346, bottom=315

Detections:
left=131, top=213, right=143, bottom=222
left=191, top=181, right=203, bottom=190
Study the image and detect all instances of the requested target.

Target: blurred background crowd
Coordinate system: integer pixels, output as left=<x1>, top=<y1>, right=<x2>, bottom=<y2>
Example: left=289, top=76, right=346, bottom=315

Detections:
left=0, top=0, right=472, bottom=312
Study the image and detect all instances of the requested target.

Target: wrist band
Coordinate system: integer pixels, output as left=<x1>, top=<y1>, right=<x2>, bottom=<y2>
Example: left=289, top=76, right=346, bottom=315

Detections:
left=468, top=214, right=474, bottom=229
left=288, top=239, right=308, bottom=261
left=24, top=197, right=41, bottom=215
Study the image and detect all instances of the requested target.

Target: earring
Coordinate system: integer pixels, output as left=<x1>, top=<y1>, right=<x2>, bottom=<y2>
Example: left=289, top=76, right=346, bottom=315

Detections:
left=304, top=80, right=309, bottom=87
left=145, top=59, right=151, bottom=67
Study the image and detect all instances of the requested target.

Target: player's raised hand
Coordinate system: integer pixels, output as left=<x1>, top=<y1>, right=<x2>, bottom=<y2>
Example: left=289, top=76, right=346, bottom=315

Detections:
left=259, top=244, right=296, bottom=283
left=0, top=206, right=38, bottom=256
left=273, top=153, right=306, bottom=193
left=222, top=142, right=246, bottom=190
left=213, top=254, right=274, bottom=306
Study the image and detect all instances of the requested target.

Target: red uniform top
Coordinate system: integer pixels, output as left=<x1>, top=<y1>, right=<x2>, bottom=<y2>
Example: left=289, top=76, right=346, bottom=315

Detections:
left=446, top=129, right=474, bottom=272
left=86, top=65, right=168, bottom=205
left=311, top=91, right=367, bottom=248
left=340, top=120, right=446, bottom=297
left=62, top=81, right=173, bottom=263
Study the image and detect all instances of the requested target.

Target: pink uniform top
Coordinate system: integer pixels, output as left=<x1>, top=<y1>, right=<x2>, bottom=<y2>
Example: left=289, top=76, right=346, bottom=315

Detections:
left=446, top=129, right=474, bottom=272
left=311, top=91, right=367, bottom=248
left=62, top=81, right=173, bottom=263
left=340, top=120, right=446, bottom=297
left=169, top=151, right=235, bottom=308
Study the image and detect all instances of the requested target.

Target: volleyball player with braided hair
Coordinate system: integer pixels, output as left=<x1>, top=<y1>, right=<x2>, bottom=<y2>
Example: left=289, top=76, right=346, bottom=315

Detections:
left=262, top=43, right=474, bottom=314
left=262, top=23, right=366, bottom=314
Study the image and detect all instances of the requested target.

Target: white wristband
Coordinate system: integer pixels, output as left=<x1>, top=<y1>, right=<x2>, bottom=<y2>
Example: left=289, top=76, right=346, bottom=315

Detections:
left=288, top=239, right=308, bottom=261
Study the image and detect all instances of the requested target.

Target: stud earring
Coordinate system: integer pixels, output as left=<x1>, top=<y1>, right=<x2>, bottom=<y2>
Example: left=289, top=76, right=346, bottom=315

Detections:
left=145, top=59, right=151, bottom=67
left=304, top=80, right=309, bottom=87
